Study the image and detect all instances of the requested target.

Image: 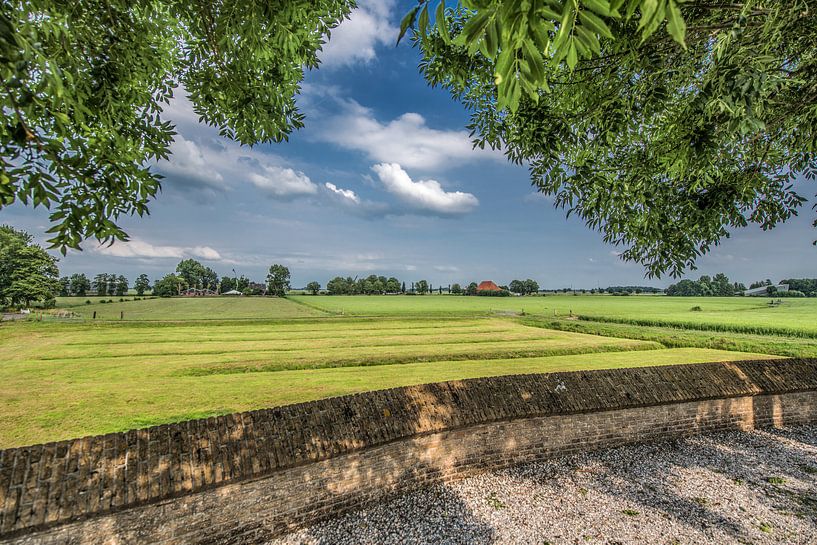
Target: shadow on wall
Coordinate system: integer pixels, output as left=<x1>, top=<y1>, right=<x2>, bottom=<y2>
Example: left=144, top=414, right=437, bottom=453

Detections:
left=268, top=461, right=498, bottom=545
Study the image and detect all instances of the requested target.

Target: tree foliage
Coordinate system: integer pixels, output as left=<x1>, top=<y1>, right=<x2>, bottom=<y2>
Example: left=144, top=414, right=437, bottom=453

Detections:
left=0, top=225, right=59, bottom=307
left=153, top=273, right=186, bottom=297
left=306, top=281, right=321, bottom=295
left=134, top=274, right=151, bottom=296
left=407, top=0, right=817, bottom=277
left=666, top=272, right=739, bottom=296
left=175, top=259, right=218, bottom=290
left=1, top=0, right=354, bottom=251
left=266, top=264, right=291, bottom=297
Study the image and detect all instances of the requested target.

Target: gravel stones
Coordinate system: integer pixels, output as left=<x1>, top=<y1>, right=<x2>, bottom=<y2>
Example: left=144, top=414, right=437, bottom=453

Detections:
left=271, top=425, right=817, bottom=544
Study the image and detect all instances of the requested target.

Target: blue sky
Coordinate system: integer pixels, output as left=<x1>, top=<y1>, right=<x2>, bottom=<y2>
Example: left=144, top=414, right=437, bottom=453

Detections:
left=4, top=0, right=816, bottom=289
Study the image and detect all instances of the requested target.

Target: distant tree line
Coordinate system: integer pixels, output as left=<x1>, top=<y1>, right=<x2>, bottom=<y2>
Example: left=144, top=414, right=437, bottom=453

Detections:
left=508, top=279, right=539, bottom=295
left=666, top=274, right=747, bottom=297
left=604, top=286, right=663, bottom=295
left=780, top=279, right=817, bottom=297
left=152, top=261, right=290, bottom=297
left=324, top=276, right=403, bottom=295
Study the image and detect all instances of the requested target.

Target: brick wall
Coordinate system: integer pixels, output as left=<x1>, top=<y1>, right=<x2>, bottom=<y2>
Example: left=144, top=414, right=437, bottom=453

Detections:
left=1, top=358, right=817, bottom=544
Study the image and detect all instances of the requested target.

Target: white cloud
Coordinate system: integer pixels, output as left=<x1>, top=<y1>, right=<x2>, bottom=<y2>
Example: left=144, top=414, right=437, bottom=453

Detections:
left=95, top=238, right=223, bottom=261
left=323, top=182, right=390, bottom=218
left=156, top=135, right=225, bottom=189
left=312, top=99, right=499, bottom=170
left=318, top=0, right=397, bottom=68
left=155, top=91, right=320, bottom=201
left=249, top=166, right=318, bottom=198
left=434, top=265, right=460, bottom=272
left=372, top=163, right=479, bottom=216
left=325, top=182, right=361, bottom=204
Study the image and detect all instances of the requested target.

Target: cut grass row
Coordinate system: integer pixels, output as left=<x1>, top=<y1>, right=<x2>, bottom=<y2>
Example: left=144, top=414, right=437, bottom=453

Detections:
left=524, top=317, right=817, bottom=358
left=0, top=347, right=774, bottom=448
left=574, top=314, right=817, bottom=339
left=2, top=318, right=660, bottom=374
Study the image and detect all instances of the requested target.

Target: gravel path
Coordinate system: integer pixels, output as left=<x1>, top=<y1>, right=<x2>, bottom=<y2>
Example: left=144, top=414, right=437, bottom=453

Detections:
left=271, top=425, right=817, bottom=545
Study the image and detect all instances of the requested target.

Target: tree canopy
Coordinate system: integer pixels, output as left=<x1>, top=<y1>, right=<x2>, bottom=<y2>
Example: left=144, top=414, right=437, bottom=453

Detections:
left=1, top=0, right=354, bottom=251
left=406, top=0, right=817, bottom=276
left=266, top=264, right=291, bottom=297
left=0, top=225, right=59, bottom=307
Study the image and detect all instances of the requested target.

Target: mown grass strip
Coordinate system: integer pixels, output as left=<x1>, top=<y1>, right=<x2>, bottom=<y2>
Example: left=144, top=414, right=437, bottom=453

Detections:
left=177, top=341, right=662, bottom=376
left=524, top=317, right=817, bottom=358
left=577, top=314, right=817, bottom=339
left=59, top=323, right=511, bottom=346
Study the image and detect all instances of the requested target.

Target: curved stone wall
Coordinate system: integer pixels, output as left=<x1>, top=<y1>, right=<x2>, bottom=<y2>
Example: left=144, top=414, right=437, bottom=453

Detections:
left=1, top=358, right=817, bottom=544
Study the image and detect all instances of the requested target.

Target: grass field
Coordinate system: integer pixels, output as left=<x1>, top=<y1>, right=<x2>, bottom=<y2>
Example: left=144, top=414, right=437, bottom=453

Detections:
left=290, top=294, right=817, bottom=337
left=2, top=294, right=810, bottom=447
left=54, top=296, right=324, bottom=320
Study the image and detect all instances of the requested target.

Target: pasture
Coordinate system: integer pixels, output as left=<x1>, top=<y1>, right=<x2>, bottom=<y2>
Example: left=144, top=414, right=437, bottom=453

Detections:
left=2, top=293, right=811, bottom=447
left=290, top=294, right=817, bottom=337
left=55, top=295, right=323, bottom=320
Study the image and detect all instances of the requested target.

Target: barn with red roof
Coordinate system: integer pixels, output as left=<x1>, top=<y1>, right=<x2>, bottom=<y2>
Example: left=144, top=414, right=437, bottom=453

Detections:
left=477, top=280, right=501, bottom=292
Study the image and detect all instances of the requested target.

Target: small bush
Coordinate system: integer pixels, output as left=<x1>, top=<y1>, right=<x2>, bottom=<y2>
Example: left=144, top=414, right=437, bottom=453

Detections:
left=108, top=299, right=113, bottom=303
left=690, top=305, right=702, bottom=312
left=85, top=300, right=91, bottom=305
left=119, top=298, right=124, bottom=302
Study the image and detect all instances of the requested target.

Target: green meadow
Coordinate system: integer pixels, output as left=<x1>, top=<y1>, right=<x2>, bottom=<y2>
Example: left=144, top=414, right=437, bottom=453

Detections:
left=2, top=294, right=811, bottom=447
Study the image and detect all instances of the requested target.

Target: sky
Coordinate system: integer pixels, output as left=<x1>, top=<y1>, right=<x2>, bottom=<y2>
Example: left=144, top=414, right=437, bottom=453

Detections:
left=3, top=0, right=816, bottom=289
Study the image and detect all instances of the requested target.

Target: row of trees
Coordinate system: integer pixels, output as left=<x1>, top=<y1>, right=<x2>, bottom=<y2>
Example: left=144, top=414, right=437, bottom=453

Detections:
left=325, top=276, right=405, bottom=295
left=508, top=279, right=539, bottom=295
left=666, top=274, right=747, bottom=297
left=151, top=262, right=291, bottom=297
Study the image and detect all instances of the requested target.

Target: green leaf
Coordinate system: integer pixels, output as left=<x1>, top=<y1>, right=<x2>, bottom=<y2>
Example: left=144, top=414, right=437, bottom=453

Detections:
left=462, top=10, right=493, bottom=45
left=436, top=1, right=450, bottom=44
left=666, top=0, right=686, bottom=47
left=566, top=39, right=578, bottom=70
left=581, top=0, right=614, bottom=18
left=418, top=4, right=430, bottom=37
left=578, top=10, right=614, bottom=40
left=397, top=6, right=420, bottom=44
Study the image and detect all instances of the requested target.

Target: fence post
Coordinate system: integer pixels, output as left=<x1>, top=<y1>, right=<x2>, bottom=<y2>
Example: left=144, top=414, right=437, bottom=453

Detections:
left=93, top=311, right=96, bottom=320
left=120, top=311, right=124, bottom=320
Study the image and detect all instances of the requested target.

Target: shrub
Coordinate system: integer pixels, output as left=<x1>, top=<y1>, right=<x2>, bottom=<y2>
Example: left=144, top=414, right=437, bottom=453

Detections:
left=85, top=300, right=91, bottom=305
left=690, top=306, right=702, bottom=311
left=119, top=298, right=124, bottom=302
left=42, top=298, right=56, bottom=309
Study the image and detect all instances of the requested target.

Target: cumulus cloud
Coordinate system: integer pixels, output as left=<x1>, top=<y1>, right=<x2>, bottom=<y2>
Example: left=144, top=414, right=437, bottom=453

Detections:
left=249, top=166, right=318, bottom=198
left=155, top=91, right=321, bottom=201
left=155, top=135, right=225, bottom=189
left=371, top=163, right=479, bottom=216
left=325, top=182, right=360, bottom=204
left=95, top=238, right=223, bottom=261
left=312, top=99, right=499, bottom=170
left=323, top=182, right=390, bottom=218
left=318, top=0, right=397, bottom=68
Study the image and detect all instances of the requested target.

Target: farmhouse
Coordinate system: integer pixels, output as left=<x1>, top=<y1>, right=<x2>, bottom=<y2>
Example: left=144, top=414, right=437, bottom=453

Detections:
left=181, top=287, right=217, bottom=297
left=477, top=280, right=501, bottom=292
left=743, top=283, right=789, bottom=296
